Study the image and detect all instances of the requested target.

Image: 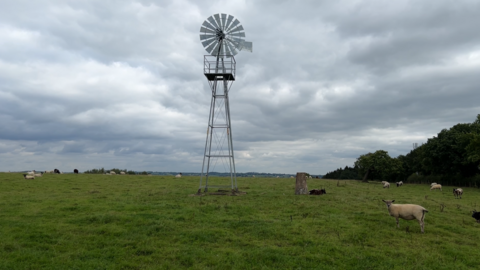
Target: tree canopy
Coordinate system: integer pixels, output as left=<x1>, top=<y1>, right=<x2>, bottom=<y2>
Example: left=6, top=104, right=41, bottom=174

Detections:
left=324, top=114, right=480, bottom=186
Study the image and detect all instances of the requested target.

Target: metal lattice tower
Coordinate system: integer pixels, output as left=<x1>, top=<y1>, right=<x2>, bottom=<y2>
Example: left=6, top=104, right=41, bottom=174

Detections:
left=198, top=14, right=252, bottom=192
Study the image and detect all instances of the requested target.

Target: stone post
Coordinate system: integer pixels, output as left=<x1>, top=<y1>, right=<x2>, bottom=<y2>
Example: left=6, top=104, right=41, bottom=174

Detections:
left=295, top=172, right=308, bottom=195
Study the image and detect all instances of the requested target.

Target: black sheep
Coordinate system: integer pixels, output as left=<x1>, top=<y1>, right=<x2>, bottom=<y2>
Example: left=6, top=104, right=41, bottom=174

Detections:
left=472, top=210, right=480, bottom=223
left=74, top=169, right=79, bottom=174
left=309, top=189, right=326, bottom=195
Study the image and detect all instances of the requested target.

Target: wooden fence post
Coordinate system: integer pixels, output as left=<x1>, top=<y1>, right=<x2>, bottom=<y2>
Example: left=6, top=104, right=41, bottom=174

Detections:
left=295, top=172, right=308, bottom=195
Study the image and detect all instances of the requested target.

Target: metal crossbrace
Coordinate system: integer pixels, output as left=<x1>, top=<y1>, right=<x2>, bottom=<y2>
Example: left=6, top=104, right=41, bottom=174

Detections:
left=210, top=128, right=229, bottom=173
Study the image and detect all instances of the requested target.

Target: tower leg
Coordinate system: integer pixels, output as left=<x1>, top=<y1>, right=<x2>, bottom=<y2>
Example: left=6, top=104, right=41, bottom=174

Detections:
left=199, top=78, right=237, bottom=191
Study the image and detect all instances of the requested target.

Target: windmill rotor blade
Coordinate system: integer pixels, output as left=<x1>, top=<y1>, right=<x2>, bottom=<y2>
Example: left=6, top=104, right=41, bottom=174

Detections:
left=200, top=34, right=216, bottom=41
left=229, top=37, right=244, bottom=43
left=205, top=41, right=218, bottom=54
left=224, top=44, right=232, bottom=56
left=229, top=32, right=246, bottom=38
left=221, top=42, right=228, bottom=56
left=200, top=37, right=215, bottom=47
left=221, top=14, right=227, bottom=30
left=213, top=14, right=222, bottom=30
left=202, top=38, right=216, bottom=48
left=210, top=42, right=221, bottom=56
left=225, top=41, right=238, bottom=56
left=224, top=42, right=233, bottom=55
left=225, top=15, right=234, bottom=30
left=200, top=37, right=216, bottom=46
left=202, top=21, right=216, bottom=31
left=227, top=19, right=239, bottom=32
left=207, top=16, right=220, bottom=30
left=227, top=25, right=244, bottom=33
left=200, top=27, right=216, bottom=34
left=226, top=37, right=242, bottom=49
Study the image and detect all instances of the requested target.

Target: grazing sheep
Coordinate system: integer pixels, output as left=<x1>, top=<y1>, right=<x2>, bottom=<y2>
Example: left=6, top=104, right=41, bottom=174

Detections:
left=472, top=210, right=480, bottom=223
left=396, top=181, right=403, bottom=187
left=45, top=170, right=53, bottom=173
left=382, top=200, right=428, bottom=233
left=252, top=175, right=255, bottom=178
left=309, top=189, right=326, bottom=195
left=290, top=176, right=294, bottom=178
left=430, top=184, right=442, bottom=191
left=74, top=169, right=79, bottom=174
left=110, top=171, right=116, bottom=175
left=430, top=183, right=437, bottom=187
left=120, top=172, right=126, bottom=175
left=27, top=170, right=35, bottom=175
left=23, top=174, right=35, bottom=179
left=54, top=169, right=60, bottom=174
left=175, top=173, right=182, bottom=178
left=453, top=188, right=463, bottom=199
left=383, top=182, right=390, bottom=188
left=33, top=172, right=43, bottom=177
left=276, top=176, right=279, bottom=178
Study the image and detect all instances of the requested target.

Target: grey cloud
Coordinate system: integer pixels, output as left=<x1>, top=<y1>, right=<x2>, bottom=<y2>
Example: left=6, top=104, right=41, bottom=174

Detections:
left=1, top=0, right=480, bottom=174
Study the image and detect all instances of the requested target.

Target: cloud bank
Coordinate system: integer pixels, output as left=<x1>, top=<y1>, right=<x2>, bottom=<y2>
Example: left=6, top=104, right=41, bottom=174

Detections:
left=1, top=0, right=479, bottom=174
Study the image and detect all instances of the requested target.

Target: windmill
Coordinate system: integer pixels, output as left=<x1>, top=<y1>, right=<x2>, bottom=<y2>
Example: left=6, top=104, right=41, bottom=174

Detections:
left=198, top=13, right=252, bottom=193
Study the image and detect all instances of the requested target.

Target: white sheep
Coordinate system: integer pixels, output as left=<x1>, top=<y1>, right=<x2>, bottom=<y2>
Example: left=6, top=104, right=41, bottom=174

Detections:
left=105, top=173, right=111, bottom=175
left=290, top=176, right=294, bottom=178
left=23, top=174, right=35, bottom=179
left=382, top=200, right=428, bottom=233
left=27, top=170, right=35, bottom=175
left=430, top=183, right=437, bottom=187
left=276, top=176, right=279, bottom=178
left=175, top=173, right=182, bottom=178
left=453, top=188, right=463, bottom=199
left=430, top=184, right=442, bottom=191
left=120, top=172, right=126, bottom=175
left=396, top=181, right=403, bottom=187
left=383, top=182, right=390, bottom=188
left=45, top=170, right=53, bottom=173
left=33, top=172, right=43, bottom=177
left=110, top=171, right=116, bottom=175
left=252, top=175, right=255, bottom=178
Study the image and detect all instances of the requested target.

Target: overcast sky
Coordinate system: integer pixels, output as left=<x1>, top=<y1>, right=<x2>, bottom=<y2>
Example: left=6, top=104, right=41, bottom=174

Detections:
left=1, top=0, right=480, bottom=174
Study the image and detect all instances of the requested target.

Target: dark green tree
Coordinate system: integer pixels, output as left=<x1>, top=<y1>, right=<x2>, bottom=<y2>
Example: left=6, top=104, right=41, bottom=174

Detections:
left=422, top=118, right=480, bottom=177
left=354, top=150, right=401, bottom=182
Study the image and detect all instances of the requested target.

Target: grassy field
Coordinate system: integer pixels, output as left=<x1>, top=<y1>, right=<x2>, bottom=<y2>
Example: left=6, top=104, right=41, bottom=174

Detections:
left=0, top=173, right=479, bottom=269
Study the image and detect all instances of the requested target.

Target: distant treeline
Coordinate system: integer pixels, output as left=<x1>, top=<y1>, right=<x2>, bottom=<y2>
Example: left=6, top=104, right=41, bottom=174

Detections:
left=323, top=114, right=480, bottom=187
left=323, top=166, right=358, bottom=180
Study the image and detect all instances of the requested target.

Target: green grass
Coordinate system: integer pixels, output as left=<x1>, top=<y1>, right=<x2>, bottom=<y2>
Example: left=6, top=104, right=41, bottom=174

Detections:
left=0, top=173, right=479, bottom=269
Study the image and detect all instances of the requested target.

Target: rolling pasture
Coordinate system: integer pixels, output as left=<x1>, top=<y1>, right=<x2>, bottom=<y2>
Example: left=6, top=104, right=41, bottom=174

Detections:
left=0, top=173, right=479, bottom=269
